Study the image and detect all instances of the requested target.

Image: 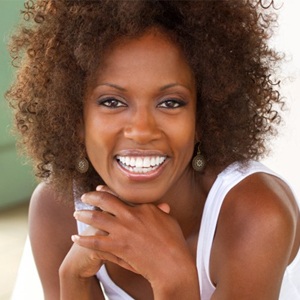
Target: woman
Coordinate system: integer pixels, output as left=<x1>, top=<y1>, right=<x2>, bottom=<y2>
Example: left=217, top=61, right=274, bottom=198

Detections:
left=6, top=0, right=300, bottom=299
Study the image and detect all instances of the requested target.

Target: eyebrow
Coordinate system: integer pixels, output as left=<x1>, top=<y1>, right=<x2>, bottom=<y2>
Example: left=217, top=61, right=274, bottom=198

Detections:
left=159, top=83, right=191, bottom=92
left=96, top=83, right=127, bottom=91
left=97, top=82, right=192, bottom=92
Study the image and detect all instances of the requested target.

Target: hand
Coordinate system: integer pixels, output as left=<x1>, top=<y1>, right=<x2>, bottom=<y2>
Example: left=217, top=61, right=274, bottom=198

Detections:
left=72, top=186, right=197, bottom=293
left=60, top=225, right=105, bottom=279
left=59, top=226, right=106, bottom=300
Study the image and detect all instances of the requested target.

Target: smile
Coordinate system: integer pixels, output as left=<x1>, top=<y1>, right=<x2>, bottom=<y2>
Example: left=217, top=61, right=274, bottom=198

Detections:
left=116, top=155, right=167, bottom=174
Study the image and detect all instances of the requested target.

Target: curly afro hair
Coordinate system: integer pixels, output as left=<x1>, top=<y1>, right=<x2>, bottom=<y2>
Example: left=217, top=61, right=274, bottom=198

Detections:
left=6, top=0, right=284, bottom=197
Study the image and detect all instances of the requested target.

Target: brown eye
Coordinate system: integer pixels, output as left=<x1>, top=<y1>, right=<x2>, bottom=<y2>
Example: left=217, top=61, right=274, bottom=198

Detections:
left=158, top=99, right=186, bottom=109
left=97, top=97, right=127, bottom=108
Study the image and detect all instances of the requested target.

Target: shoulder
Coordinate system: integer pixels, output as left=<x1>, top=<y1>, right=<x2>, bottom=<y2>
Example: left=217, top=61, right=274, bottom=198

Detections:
left=210, top=172, right=299, bottom=298
left=29, top=182, right=77, bottom=298
left=29, top=181, right=73, bottom=218
left=29, top=182, right=76, bottom=237
left=223, top=172, right=298, bottom=233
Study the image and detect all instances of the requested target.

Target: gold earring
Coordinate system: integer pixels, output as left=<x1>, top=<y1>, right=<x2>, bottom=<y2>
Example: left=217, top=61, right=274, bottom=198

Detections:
left=75, top=157, right=89, bottom=173
left=192, top=144, right=206, bottom=172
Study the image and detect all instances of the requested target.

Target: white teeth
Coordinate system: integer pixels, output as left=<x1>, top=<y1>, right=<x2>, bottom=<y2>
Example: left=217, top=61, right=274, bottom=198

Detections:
left=136, top=157, right=143, bottom=168
left=143, top=157, right=151, bottom=167
left=116, top=156, right=166, bottom=173
left=130, top=157, right=135, bottom=167
left=150, top=157, right=156, bottom=166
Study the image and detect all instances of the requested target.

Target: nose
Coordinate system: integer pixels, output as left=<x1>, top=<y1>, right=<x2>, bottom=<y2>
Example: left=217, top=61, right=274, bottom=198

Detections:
left=124, top=107, right=162, bottom=144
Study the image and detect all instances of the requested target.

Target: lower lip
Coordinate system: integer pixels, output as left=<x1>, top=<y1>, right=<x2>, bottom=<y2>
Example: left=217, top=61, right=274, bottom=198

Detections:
left=115, top=159, right=167, bottom=181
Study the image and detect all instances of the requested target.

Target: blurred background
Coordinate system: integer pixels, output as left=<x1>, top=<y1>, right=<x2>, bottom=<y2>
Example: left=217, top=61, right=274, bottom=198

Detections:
left=0, top=0, right=299, bottom=299
left=0, top=1, right=37, bottom=299
left=262, top=0, right=300, bottom=195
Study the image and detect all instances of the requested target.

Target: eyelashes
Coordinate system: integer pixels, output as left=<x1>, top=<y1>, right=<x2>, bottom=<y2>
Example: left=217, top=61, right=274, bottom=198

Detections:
left=97, top=97, right=187, bottom=109
left=97, top=97, right=126, bottom=108
left=157, top=99, right=186, bottom=109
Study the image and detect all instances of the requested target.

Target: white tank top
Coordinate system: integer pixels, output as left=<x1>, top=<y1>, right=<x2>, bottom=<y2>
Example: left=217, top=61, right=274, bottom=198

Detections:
left=75, top=161, right=300, bottom=300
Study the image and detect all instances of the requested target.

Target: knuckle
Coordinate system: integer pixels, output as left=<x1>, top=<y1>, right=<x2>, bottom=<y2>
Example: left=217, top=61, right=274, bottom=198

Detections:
left=90, top=211, right=100, bottom=223
left=92, top=237, right=101, bottom=249
left=89, top=250, right=101, bottom=261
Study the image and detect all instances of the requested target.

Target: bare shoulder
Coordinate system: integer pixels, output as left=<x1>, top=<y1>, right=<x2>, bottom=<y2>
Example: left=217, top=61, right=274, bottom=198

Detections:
left=223, top=172, right=298, bottom=230
left=210, top=172, right=300, bottom=299
left=29, top=182, right=77, bottom=299
left=29, top=181, right=75, bottom=229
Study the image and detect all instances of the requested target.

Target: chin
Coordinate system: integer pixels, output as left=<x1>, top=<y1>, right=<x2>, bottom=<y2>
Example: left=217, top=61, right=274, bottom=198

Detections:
left=117, top=191, right=163, bottom=206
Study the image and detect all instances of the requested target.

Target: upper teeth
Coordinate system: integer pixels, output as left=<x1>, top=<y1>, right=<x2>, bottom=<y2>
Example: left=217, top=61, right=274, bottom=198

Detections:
left=116, top=156, right=166, bottom=168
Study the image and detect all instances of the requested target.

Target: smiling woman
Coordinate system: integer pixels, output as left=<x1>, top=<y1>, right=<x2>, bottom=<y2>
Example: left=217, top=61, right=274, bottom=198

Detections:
left=5, top=1, right=300, bottom=300
left=82, top=30, right=197, bottom=204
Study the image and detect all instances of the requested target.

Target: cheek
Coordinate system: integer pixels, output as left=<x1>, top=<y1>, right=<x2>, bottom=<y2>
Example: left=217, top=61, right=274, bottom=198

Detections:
left=83, top=108, right=117, bottom=144
left=83, top=113, right=111, bottom=164
left=168, top=119, right=196, bottom=160
left=179, top=138, right=195, bottom=164
left=84, top=134, right=112, bottom=182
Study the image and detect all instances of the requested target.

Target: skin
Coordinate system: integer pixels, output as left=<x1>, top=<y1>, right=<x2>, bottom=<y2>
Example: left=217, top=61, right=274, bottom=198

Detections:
left=29, top=183, right=104, bottom=300
left=82, top=30, right=198, bottom=205
left=29, top=28, right=300, bottom=300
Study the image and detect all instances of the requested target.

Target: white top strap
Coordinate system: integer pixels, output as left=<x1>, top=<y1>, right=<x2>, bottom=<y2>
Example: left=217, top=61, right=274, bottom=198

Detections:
left=196, top=161, right=279, bottom=299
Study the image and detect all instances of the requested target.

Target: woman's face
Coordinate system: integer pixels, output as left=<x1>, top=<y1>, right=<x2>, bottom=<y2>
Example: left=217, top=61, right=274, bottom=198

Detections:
left=83, top=30, right=197, bottom=203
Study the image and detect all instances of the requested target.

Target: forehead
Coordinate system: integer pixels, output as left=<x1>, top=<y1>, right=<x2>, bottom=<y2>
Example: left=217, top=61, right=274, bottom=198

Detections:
left=88, top=29, right=195, bottom=90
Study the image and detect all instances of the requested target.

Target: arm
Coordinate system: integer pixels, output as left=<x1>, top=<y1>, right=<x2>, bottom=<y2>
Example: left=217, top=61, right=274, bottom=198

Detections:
left=210, top=173, right=299, bottom=299
left=28, top=182, right=104, bottom=300
left=59, top=227, right=106, bottom=300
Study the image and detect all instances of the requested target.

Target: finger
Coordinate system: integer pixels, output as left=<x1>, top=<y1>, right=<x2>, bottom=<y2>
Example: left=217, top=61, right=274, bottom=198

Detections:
left=81, top=224, right=108, bottom=237
left=72, top=234, right=116, bottom=255
left=81, top=191, right=125, bottom=216
left=96, top=185, right=137, bottom=208
left=73, top=210, right=116, bottom=233
left=157, top=203, right=171, bottom=214
left=72, top=235, right=137, bottom=273
left=96, top=252, right=137, bottom=274
left=96, top=185, right=118, bottom=197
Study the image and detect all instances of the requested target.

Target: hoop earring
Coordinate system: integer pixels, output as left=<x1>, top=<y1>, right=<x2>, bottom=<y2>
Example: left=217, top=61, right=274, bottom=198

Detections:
left=76, top=157, right=89, bottom=173
left=192, top=144, right=206, bottom=172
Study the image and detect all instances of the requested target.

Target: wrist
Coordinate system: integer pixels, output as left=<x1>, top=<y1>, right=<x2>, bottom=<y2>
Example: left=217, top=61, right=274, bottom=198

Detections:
left=59, top=268, right=96, bottom=300
left=59, top=263, right=93, bottom=288
left=152, top=264, right=200, bottom=300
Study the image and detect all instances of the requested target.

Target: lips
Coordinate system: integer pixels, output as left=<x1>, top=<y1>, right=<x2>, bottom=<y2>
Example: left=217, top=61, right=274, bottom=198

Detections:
left=116, top=155, right=167, bottom=174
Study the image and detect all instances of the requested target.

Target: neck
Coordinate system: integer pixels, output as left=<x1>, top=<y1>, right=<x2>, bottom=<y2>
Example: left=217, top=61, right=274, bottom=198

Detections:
left=159, top=166, right=217, bottom=238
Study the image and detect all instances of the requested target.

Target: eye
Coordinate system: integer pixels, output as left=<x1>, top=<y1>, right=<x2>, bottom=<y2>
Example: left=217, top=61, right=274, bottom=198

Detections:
left=158, top=99, right=186, bottom=109
left=97, top=97, right=127, bottom=108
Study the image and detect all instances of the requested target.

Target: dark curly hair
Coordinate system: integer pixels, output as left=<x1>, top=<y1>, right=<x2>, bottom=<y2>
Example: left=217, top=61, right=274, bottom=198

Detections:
left=6, top=0, right=284, bottom=198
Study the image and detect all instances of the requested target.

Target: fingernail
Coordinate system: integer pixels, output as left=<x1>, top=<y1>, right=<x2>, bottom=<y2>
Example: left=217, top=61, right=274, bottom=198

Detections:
left=71, top=235, right=80, bottom=242
left=81, top=193, right=87, bottom=202
left=73, top=211, right=79, bottom=219
left=96, top=185, right=104, bottom=191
